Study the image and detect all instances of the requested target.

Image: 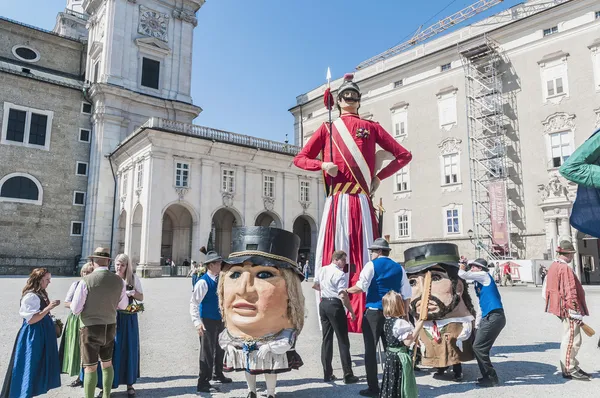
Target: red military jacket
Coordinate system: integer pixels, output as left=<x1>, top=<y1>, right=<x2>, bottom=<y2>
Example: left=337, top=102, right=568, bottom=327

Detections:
left=293, top=113, right=412, bottom=192
left=544, top=259, right=589, bottom=318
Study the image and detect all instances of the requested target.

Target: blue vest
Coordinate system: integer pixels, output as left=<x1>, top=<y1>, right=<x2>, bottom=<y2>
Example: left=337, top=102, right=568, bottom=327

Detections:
left=365, top=257, right=404, bottom=310
left=474, top=273, right=503, bottom=317
left=199, top=273, right=221, bottom=320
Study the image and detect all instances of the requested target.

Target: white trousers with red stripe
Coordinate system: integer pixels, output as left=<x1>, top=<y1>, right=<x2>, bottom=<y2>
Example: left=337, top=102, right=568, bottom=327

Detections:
left=315, top=193, right=378, bottom=333
left=560, top=318, right=582, bottom=374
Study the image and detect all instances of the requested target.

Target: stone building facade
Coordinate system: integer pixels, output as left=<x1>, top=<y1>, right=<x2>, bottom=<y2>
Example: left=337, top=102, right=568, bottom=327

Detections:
left=0, top=0, right=319, bottom=275
left=0, top=17, right=91, bottom=274
left=291, top=0, right=600, bottom=282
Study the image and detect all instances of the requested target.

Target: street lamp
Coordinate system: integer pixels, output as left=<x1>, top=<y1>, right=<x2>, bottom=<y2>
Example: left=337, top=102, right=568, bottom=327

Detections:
left=468, top=229, right=473, bottom=240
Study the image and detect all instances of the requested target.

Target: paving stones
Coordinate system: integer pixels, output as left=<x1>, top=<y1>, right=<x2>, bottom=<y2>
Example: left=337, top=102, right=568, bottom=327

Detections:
left=1, top=277, right=599, bottom=397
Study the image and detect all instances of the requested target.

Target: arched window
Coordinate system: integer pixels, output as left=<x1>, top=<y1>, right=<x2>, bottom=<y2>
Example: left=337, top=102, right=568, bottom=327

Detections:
left=0, top=173, right=43, bottom=205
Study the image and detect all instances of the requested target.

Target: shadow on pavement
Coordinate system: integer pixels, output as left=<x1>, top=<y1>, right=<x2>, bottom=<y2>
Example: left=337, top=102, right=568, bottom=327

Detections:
left=138, top=374, right=198, bottom=383
left=491, top=342, right=560, bottom=355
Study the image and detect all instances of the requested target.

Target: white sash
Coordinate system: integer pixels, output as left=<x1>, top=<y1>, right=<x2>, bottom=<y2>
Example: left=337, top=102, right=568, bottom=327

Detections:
left=333, top=118, right=372, bottom=189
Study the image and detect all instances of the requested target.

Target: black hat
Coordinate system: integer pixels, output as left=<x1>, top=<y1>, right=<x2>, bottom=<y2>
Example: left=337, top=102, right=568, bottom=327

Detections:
left=225, top=227, right=303, bottom=280
left=203, top=251, right=222, bottom=265
left=403, top=243, right=460, bottom=274
left=467, top=258, right=489, bottom=272
left=337, top=73, right=361, bottom=98
left=368, top=238, right=390, bottom=251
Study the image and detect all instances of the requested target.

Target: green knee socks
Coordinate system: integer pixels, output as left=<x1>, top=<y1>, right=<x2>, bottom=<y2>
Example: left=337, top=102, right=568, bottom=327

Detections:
left=84, top=371, right=98, bottom=398
left=102, top=366, right=114, bottom=398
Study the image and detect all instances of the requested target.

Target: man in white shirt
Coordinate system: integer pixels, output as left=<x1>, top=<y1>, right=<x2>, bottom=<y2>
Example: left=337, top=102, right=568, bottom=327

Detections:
left=313, top=250, right=359, bottom=384
left=190, top=251, right=232, bottom=393
left=346, top=238, right=411, bottom=397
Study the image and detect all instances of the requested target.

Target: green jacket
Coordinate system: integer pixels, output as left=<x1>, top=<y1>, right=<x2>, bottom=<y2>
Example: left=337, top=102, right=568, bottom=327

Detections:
left=559, top=130, right=600, bottom=187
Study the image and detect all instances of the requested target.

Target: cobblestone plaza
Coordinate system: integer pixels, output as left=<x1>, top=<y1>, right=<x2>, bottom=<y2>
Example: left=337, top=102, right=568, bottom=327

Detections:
left=1, top=276, right=599, bottom=397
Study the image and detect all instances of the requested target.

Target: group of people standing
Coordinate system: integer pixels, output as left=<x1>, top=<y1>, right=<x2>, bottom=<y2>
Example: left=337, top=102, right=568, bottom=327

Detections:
left=1, top=247, right=143, bottom=398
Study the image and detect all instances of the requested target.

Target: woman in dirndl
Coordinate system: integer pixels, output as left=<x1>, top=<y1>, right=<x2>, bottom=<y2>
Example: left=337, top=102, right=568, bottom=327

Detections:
left=112, top=253, right=143, bottom=396
left=1, top=268, right=61, bottom=398
left=60, top=262, right=94, bottom=387
left=379, top=291, right=423, bottom=398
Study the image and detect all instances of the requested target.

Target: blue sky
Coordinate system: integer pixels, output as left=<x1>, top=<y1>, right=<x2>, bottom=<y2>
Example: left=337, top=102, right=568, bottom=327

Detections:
left=1, top=0, right=523, bottom=143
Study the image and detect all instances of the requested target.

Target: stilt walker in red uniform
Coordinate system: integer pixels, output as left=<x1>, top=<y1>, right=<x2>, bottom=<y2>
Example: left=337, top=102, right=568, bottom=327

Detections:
left=293, top=73, right=412, bottom=332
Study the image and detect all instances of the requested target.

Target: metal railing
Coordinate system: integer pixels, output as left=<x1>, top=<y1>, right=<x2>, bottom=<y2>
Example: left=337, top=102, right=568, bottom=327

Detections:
left=143, top=117, right=301, bottom=156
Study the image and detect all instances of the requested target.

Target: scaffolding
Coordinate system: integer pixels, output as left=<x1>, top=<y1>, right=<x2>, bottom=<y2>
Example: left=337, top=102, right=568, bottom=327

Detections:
left=460, top=37, right=514, bottom=260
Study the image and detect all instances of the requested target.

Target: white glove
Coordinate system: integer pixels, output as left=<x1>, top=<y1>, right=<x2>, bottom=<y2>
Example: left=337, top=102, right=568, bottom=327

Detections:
left=126, top=290, right=135, bottom=297
left=370, top=176, right=381, bottom=194
left=569, top=310, right=583, bottom=321
left=321, top=162, right=338, bottom=177
left=257, top=344, right=271, bottom=360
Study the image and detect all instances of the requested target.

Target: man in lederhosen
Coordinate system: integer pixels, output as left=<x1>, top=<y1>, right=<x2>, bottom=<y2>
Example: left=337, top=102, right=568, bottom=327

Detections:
left=190, top=251, right=232, bottom=392
left=70, top=247, right=128, bottom=398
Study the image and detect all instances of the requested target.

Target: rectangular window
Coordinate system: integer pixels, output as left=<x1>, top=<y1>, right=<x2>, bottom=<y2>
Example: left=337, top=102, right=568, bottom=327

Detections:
left=136, top=162, right=144, bottom=188
left=175, top=162, right=189, bottom=187
left=443, top=154, right=459, bottom=184
left=71, top=221, right=83, bottom=236
left=79, top=129, right=90, bottom=143
left=543, top=26, right=558, bottom=36
left=438, top=93, right=457, bottom=128
left=300, top=180, right=310, bottom=202
left=122, top=171, right=128, bottom=195
left=263, top=175, right=275, bottom=198
left=73, top=191, right=86, bottom=206
left=441, top=63, right=452, bottom=72
left=397, top=214, right=410, bottom=238
left=76, top=161, right=88, bottom=176
left=6, top=109, right=26, bottom=142
left=2, top=104, right=53, bottom=150
left=596, top=11, right=600, bottom=19
left=394, top=79, right=403, bottom=88
left=446, top=209, right=460, bottom=234
left=549, top=131, right=572, bottom=168
left=93, top=61, right=100, bottom=83
left=81, top=102, right=92, bottom=114
left=141, top=57, right=160, bottom=89
left=546, top=77, right=564, bottom=97
left=222, top=169, right=235, bottom=193
left=392, top=110, right=408, bottom=138
left=395, top=168, right=410, bottom=192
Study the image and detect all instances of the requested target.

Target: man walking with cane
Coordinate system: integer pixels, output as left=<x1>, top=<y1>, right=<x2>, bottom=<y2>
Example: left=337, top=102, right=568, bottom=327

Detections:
left=544, top=240, right=591, bottom=381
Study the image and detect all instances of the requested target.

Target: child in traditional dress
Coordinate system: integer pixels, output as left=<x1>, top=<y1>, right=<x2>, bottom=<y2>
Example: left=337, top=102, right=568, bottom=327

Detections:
left=380, top=291, right=423, bottom=398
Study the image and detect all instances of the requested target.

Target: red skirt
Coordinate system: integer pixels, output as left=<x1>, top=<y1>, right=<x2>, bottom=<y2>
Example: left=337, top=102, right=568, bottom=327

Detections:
left=315, top=192, right=379, bottom=333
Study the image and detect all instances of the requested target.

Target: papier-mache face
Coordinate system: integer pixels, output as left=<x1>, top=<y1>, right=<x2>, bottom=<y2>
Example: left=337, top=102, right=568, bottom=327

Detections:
left=408, top=264, right=474, bottom=321
left=219, top=260, right=303, bottom=339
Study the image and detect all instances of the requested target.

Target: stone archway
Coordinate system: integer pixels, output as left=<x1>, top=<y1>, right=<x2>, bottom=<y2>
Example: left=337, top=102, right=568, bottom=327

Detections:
left=211, top=207, right=243, bottom=258
left=255, top=211, right=282, bottom=228
left=293, top=214, right=318, bottom=271
left=130, top=205, right=143, bottom=266
left=117, top=210, right=127, bottom=256
left=161, top=204, right=194, bottom=266
left=576, top=230, right=600, bottom=285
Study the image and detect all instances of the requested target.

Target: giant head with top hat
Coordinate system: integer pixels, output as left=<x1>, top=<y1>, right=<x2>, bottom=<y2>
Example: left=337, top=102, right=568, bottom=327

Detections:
left=218, top=226, right=305, bottom=339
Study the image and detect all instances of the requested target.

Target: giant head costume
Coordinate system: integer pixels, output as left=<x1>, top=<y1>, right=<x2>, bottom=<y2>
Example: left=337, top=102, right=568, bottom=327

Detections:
left=218, top=226, right=304, bottom=383
left=404, top=243, right=476, bottom=367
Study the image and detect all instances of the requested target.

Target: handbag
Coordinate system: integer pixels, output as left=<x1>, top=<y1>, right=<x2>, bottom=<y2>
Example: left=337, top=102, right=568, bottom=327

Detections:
left=53, top=317, right=64, bottom=339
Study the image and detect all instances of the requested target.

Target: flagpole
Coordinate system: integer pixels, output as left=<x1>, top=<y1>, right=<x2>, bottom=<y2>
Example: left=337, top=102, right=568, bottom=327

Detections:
left=325, top=67, right=336, bottom=251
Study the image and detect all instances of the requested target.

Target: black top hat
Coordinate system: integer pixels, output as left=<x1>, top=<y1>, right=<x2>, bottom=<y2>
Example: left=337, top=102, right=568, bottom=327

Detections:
left=403, top=243, right=460, bottom=274
left=368, top=238, right=390, bottom=251
left=203, top=251, right=222, bottom=265
left=225, top=227, right=303, bottom=280
left=467, top=258, right=489, bottom=272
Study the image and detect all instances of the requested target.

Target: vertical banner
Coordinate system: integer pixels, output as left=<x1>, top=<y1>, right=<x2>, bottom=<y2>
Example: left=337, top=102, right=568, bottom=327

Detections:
left=489, top=181, right=508, bottom=246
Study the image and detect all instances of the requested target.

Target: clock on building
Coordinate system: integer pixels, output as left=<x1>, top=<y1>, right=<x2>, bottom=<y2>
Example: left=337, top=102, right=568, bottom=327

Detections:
left=138, top=5, right=169, bottom=42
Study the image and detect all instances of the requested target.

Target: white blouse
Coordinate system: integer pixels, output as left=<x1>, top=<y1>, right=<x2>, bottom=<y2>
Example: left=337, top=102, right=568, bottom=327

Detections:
left=65, top=281, right=80, bottom=303
left=132, top=274, right=143, bottom=294
left=19, top=293, right=41, bottom=322
left=391, top=318, right=414, bottom=340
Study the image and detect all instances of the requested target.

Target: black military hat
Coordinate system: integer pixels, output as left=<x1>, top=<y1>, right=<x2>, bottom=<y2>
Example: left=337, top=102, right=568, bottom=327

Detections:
left=403, top=243, right=460, bottom=274
left=337, top=73, right=361, bottom=98
left=225, top=227, right=303, bottom=280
